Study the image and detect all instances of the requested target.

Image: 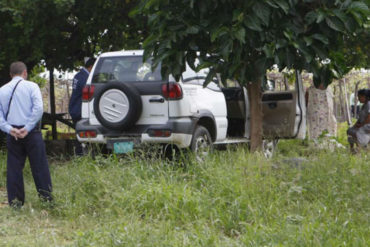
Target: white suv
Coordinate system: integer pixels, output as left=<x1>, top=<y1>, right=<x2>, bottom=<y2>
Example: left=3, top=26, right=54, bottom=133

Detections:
left=76, top=50, right=306, bottom=157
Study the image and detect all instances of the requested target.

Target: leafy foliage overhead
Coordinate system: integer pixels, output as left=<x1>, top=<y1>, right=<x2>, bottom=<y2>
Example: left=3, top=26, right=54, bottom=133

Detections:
left=0, top=0, right=143, bottom=82
left=137, top=0, right=369, bottom=86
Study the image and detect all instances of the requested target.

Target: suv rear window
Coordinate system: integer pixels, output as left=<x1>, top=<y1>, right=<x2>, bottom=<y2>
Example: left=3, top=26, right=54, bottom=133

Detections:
left=92, top=56, right=162, bottom=83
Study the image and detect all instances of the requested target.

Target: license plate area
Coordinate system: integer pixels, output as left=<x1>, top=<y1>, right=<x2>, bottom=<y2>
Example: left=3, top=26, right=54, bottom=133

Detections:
left=113, top=141, right=133, bottom=154
left=107, top=139, right=137, bottom=154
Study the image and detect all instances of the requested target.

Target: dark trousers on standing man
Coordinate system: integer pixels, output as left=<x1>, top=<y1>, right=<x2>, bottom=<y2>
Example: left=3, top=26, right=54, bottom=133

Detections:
left=6, top=128, right=52, bottom=206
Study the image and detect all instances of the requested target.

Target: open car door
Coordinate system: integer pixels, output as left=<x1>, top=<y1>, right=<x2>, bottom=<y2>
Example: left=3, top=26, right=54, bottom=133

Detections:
left=262, top=71, right=306, bottom=139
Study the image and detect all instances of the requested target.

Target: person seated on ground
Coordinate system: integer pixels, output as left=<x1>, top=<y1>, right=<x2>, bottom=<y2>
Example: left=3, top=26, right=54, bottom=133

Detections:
left=347, top=89, right=370, bottom=151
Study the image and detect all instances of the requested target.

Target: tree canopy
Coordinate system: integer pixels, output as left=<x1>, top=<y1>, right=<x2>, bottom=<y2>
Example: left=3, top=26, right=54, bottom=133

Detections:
left=137, top=0, right=369, bottom=151
left=0, top=0, right=143, bottom=83
left=138, top=0, right=368, bottom=85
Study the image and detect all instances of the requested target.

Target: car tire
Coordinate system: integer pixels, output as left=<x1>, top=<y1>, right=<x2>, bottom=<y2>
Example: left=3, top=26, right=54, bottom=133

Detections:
left=190, top=125, right=213, bottom=161
left=93, top=81, right=142, bottom=130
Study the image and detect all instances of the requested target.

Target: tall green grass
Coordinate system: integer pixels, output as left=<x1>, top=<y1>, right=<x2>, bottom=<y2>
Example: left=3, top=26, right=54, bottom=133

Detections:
left=0, top=141, right=369, bottom=246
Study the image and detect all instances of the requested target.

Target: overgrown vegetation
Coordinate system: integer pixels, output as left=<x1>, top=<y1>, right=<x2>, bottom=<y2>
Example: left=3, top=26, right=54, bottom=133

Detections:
left=0, top=135, right=368, bottom=246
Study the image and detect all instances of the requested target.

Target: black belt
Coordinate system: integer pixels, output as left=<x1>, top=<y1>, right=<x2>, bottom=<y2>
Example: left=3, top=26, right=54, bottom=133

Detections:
left=11, top=125, right=25, bottom=129
left=11, top=121, right=41, bottom=132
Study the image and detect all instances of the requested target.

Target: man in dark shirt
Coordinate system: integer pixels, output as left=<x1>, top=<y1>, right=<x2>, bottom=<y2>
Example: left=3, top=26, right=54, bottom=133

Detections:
left=69, top=58, right=95, bottom=155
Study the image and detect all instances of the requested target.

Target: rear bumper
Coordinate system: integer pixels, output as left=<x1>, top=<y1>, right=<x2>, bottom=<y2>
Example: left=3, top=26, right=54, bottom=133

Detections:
left=76, top=118, right=196, bottom=148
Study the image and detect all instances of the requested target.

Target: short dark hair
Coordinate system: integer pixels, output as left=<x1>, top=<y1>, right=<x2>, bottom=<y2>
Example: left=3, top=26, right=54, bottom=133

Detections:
left=84, top=58, right=96, bottom=68
left=358, top=89, right=370, bottom=99
left=10, top=61, right=27, bottom=76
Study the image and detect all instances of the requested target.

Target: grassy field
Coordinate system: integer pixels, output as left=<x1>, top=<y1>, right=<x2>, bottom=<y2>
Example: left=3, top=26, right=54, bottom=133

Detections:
left=0, top=135, right=369, bottom=246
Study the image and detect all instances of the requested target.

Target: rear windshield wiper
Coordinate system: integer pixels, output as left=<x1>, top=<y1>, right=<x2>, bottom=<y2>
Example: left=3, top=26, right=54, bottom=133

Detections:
left=182, top=76, right=206, bottom=82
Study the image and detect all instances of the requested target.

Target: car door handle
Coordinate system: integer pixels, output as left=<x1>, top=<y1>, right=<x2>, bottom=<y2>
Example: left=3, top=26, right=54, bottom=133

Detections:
left=149, top=97, right=165, bottom=103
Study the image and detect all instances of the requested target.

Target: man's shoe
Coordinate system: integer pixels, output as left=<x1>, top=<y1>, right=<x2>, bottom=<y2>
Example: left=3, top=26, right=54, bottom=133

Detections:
left=9, top=200, right=23, bottom=209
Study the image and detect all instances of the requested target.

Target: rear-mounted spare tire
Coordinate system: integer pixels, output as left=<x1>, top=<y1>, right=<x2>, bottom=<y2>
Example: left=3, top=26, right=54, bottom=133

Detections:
left=93, top=81, right=142, bottom=130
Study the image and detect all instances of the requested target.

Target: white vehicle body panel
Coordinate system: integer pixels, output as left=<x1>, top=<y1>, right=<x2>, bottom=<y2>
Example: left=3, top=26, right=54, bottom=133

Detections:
left=137, top=95, right=169, bottom=125
left=77, top=50, right=306, bottom=152
left=141, top=133, right=193, bottom=148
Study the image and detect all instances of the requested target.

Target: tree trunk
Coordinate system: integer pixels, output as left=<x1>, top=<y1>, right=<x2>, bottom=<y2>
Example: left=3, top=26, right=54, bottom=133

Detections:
left=46, top=84, right=51, bottom=113
left=49, top=68, right=57, bottom=140
left=333, top=85, right=337, bottom=118
left=338, top=80, right=345, bottom=122
left=283, top=76, right=289, bottom=90
left=343, top=78, right=352, bottom=125
left=66, top=79, right=71, bottom=100
left=354, top=81, right=360, bottom=118
left=247, top=78, right=263, bottom=152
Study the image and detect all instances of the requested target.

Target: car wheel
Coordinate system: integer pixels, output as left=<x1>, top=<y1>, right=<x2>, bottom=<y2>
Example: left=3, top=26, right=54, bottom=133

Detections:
left=190, top=125, right=213, bottom=162
left=262, top=139, right=278, bottom=159
left=93, top=81, right=142, bottom=130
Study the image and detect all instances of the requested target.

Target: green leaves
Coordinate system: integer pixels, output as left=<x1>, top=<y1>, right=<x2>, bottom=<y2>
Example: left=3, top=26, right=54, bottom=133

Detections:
left=232, top=9, right=244, bottom=22
left=244, top=15, right=263, bottom=31
left=273, top=0, right=290, bottom=14
left=305, top=11, right=326, bottom=24
left=325, top=16, right=346, bottom=32
left=186, top=26, right=200, bottom=35
left=254, top=2, right=271, bottom=26
left=243, top=2, right=273, bottom=31
left=310, top=34, right=329, bottom=45
left=210, top=27, right=228, bottom=42
left=235, top=27, right=246, bottom=44
left=0, top=0, right=144, bottom=82
left=263, top=43, right=276, bottom=58
left=254, top=57, right=268, bottom=76
left=349, top=1, right=369, bottom=12
left=303, top=37, right=313, bottom=46
left=136, top=0, right=369, bottom=89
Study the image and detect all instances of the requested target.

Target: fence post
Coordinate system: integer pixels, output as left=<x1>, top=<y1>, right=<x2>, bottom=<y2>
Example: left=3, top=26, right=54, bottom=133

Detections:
left=343, top=78, right=352, bottom=125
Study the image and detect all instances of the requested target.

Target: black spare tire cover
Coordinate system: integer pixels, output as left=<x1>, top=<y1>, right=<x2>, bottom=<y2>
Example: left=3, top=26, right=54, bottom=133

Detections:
left=93, top=81, right=142, bottom=130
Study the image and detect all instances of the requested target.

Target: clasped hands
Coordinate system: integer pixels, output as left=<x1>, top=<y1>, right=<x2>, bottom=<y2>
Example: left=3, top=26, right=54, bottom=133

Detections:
left=10, top=128, right=29, bottom=140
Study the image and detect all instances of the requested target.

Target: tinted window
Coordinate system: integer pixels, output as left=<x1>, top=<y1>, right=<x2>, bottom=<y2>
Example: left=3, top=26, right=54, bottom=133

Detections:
left=181, top=64, right=220, bottom=91
left=92, top=56, right=162, bottom=83
left=182, top=64, right=208, bottom=84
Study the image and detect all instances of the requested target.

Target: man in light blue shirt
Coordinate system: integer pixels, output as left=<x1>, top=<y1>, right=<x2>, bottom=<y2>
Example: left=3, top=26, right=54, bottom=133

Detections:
left=0, top=61, right=52, bottom=208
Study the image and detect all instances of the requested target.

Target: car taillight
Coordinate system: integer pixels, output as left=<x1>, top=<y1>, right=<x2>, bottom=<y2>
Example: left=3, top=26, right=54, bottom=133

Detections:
left=148, top=129, right=172, bottom=137
left=82, top=85, right=95, bottom=101
left=162, top=83, right=182, bottom=100
left=78, top=130, right=97, bottom=138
